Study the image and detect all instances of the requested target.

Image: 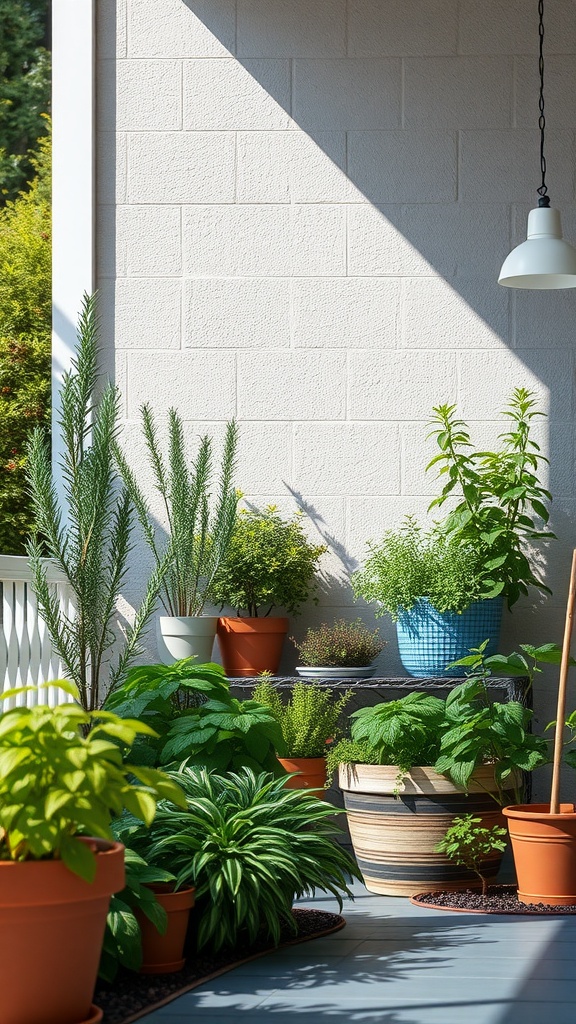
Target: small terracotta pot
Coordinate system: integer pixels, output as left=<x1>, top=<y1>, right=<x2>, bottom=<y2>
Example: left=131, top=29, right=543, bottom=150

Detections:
left=217, top=616, right=289, bottom=676
left=137, top=884, right=195, bottom=974
left=503, top=803, right=576, bottom=906
left=83, top=1008, right=103, bottom=1024
left=278, top=756, right=327, bottom=797
left=0, top=838, right=124, bottom=1024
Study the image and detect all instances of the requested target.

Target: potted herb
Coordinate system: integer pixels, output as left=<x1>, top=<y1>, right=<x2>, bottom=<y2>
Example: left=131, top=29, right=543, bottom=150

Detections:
left=434, top=815, right=508, bottom=899
left=326, top=644, right=559, bottom=896
left=210, top=505, right=326, bottom=676
left=293, top=618, right=386, bottom=680
left=115, top=403, right=239, bottom=667
left=25, top=295, right=166, bottom=711
left=353, top=389, right=554, bottom=677
left=0, top=682, right=185, bottom=1024
left=117, top=766, right=360, bottom=952
left=253, top=678, right=352, bottom=793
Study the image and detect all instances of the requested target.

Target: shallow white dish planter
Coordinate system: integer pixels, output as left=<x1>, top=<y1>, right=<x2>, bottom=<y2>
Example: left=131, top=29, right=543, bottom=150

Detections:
left=157, top=616, right=218, bottom=665
left=295, top=666, right=376, bottom=680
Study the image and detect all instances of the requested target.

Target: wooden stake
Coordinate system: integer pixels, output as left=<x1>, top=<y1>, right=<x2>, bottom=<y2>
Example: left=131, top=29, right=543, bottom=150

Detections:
left=549, top=548, right=576, bottom=814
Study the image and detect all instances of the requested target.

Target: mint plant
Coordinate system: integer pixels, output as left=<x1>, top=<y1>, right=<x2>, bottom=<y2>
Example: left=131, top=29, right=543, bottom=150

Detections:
left=435, top=815, right=507, bottom=897
left=427, top=387, right=554, bottom=609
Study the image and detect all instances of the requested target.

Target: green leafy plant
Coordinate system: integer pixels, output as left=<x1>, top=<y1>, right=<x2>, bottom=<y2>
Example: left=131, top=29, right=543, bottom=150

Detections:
left=100, top=846, right=175, bottom=981
left=435, top=815, right=507, bottom=897
left=253, top=679, right=353, bottom=758
left=117, top=767, right=360, bottom=952
left=105, top=658, right=287, bottom=774
left=115, top=406, right=238, bottom=617
left=0, top=127, right=50, bottom=552
left=293, top=618, right=385, bottom=668
left=427, top=387, right=554, bottom=609
left=25, top=294, right=167, bottom=711
left=0, top=682, right=186, bottom=882
left=345, top=692, right=447, bottom=774
left=352, top=516, right=489, bottom=619
left=209, top=505, right=326, bottom=617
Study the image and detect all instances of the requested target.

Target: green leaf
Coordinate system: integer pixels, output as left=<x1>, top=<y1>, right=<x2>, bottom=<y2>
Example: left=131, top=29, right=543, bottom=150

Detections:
left=60, top=836, right=97, bottom=883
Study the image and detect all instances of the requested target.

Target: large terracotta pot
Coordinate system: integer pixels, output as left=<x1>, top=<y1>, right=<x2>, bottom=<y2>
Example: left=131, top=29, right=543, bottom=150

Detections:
left=0, top=838, right=124, bottom=1024
left=339, top=764, right=510, bottom=896
left=503, top=803, right=576, bottom=906
left=278, top=756, right=327, bottom=798
left=157, top=615, right=218, bottom=665
left=217, top=616, right=289, bottom=676
left=137, top=884, right=196, bottom=974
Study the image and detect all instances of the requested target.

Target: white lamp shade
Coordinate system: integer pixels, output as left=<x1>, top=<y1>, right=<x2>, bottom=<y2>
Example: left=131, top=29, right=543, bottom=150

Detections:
left=498, top=206, right=576, bottom=289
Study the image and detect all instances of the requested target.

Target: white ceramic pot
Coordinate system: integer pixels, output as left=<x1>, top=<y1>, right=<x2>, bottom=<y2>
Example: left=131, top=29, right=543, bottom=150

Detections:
left=295, top=666, right=376, bottom=680
left=157, top=616, right=218, bottom=665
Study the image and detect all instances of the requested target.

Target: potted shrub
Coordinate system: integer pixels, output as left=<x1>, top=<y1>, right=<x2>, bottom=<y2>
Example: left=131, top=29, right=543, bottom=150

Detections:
left=253, top=678, right=352, bottom=793
left=25, top=295, right=167, bottom=711
left=292, top=618, right=386, bottom=680
left=326, top=645, right=558, bottom=896
left=0, top=682, right=185, bottom=1024
left=115, top=403, right=239, bottom=667
left=100, top=847, right=195, bottom=978
left=353, top=389, right=554, bottom=677
left=117, top=766, right=360, bottom=952
left=210, top=505, right=326, bottom=676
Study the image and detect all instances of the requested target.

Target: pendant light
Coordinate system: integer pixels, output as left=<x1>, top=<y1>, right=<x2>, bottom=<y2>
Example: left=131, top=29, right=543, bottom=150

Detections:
left=498, top=0, right=576, bottom=289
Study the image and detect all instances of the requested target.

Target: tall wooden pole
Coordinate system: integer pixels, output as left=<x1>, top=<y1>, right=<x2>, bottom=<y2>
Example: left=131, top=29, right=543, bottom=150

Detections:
left=549, top=548, right=576, bottom=814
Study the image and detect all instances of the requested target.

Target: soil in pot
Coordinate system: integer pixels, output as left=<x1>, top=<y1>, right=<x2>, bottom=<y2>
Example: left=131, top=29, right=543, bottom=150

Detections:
left=217, top=616, right=288, bottom=676
left=137, top=885, right=196, bottom=974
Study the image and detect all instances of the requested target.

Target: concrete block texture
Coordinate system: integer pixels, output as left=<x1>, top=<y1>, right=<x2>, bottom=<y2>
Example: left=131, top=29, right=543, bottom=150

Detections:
left=94, top=0, right=576, bottom=667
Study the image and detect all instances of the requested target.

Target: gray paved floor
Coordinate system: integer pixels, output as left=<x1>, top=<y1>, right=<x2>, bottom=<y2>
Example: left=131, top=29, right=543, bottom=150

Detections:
left=140, top=879, right=576, bottom=1024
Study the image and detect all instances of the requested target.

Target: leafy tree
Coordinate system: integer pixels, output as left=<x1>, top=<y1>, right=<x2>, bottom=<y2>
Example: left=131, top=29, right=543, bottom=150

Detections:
left=0, top=128, right=50, bottom=552
left=0, top=0, right=51, bottom=203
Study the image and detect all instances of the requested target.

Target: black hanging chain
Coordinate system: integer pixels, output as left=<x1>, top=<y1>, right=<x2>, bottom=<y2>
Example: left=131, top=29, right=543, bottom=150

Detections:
left=536, top=0, right=548, bottom=200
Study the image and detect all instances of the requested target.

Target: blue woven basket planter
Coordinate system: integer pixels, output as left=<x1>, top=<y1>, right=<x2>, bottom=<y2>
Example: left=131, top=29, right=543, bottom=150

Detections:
left=396, top=597, right=503, bottom=678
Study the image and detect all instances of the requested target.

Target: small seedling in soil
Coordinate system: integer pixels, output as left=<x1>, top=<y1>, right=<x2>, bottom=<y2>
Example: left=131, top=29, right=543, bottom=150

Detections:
left=435, top=814, right=507, bottom=897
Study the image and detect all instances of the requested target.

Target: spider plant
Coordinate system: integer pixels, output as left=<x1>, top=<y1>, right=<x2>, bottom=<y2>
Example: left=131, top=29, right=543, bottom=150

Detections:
left=118, top=767, right=359, bottom=952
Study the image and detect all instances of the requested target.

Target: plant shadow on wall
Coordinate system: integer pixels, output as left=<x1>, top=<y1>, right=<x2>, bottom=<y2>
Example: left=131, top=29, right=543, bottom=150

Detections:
left=172, top=0, right=576, bottom=602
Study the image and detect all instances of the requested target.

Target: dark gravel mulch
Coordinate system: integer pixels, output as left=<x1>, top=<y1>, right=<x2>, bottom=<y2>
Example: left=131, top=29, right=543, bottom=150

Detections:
left=95, top=908, right=345, bottom=1024
left=412, top=884, right=576, bottom=915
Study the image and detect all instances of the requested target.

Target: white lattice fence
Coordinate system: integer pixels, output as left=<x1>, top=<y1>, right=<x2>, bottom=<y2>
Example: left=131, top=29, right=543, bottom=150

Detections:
left=0, top=555, right=74, bottom=708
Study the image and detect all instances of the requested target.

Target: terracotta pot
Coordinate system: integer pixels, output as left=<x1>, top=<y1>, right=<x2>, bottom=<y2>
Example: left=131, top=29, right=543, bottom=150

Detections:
left=83, top=1009, right=103, bottom=1024
left=503, top=803, right=576, bottom=906
left=339, top=764, right=511, bottom=897
left=0, top=838, right=124, bottom=1024
left=278, top=756, right=327, bottom=797
left=157, top=615, right=218, bottom=665
left=137, top=883, right=196, bottom=974
left=217, top=616, right=289, bottom=676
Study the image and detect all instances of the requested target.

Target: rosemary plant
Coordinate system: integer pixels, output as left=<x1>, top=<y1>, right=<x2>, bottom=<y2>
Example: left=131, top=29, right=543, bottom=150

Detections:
left=115, top=406, right=239, bottom=617
left=25, top=294, right=166, bottom=711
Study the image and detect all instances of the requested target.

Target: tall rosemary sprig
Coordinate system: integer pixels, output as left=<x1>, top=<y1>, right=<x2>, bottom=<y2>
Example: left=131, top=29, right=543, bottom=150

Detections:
left=25, top=293, right=165, bottom=710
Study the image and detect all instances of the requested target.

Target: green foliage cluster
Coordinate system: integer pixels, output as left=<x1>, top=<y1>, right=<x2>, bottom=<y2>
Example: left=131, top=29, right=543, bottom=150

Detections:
left=293, top=618, right=386, bottom=668
left=0, top=682, right=185, bottom=882
left=0, top=130, right=50, bottom=552
left=116, top=767, right=360, bottom=952
left=26, top=295, right=167, bottom=711
left=116, top=406, right=238, bottom=617
left=105, top=659, right=287, bottom=774
left=210, top=505, right=326, bottom=617
left=327, top=643, right=569, bottom=801
left=352, top=517, right=489, bottom=619
left=253, top=679, right=352, bottom=758
left=100, top=846, right=175, bottom=981
left=0, top=0, right=51, bottom=203
left=427, top=387, right=554, bottom=609
left=435, top=815, right=507, bottom=897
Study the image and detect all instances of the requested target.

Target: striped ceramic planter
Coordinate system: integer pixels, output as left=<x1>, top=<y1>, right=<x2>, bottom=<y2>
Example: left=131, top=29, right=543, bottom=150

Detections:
left=339, top=763, right=509, bottom=897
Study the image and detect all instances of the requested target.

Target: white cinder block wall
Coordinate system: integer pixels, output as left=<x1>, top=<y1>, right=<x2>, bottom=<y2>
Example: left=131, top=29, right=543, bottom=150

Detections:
left=96, top=0, right=576, bottom=768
